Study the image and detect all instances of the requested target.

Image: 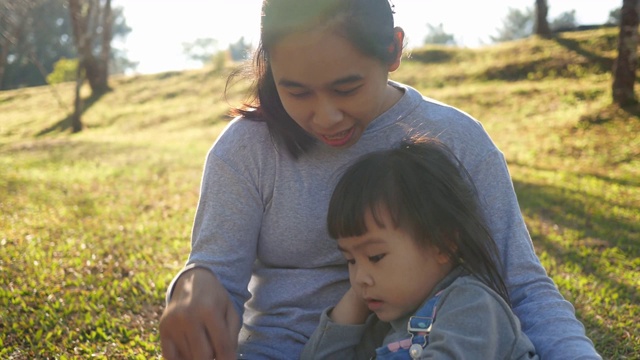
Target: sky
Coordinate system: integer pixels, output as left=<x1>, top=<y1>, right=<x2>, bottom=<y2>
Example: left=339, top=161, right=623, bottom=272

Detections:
left=112, top=0, right=618, bottom=75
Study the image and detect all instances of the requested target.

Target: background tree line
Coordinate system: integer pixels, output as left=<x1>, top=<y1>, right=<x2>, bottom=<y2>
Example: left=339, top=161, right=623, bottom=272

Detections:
left=423, top=1, right=637, bottom=107
left=424, top=3, right=621, bottom=45
left=0, top=0, right=133, bottom=91
left=1, top=0, right=638, bottom=113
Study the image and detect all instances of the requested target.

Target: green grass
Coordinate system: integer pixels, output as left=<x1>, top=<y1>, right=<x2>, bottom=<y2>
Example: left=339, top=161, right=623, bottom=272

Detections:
left=1, top=28, right=638, bottom=358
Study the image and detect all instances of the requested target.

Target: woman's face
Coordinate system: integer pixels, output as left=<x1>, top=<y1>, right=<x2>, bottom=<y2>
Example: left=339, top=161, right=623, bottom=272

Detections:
left=269, top=28, right=402, bottom=148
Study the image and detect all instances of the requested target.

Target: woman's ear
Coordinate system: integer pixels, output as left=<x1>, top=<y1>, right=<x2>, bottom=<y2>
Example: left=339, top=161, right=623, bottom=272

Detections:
left=388, top=27, right=404, bottom=72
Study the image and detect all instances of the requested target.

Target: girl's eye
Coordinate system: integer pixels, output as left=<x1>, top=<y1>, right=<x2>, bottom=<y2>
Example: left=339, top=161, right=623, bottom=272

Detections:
left=369, top=254, right=385, bottom=263
left=345, top=258, right=356, bottom=265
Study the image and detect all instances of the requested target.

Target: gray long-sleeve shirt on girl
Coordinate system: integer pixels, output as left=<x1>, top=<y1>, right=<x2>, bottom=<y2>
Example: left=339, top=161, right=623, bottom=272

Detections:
left=167, top=81, right=600, bottom=360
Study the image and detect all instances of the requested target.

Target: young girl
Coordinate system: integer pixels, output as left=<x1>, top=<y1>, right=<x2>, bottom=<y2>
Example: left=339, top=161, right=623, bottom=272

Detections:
left=159, top=0, right=600, bottom=359
left=301, top=137, right=539, bottom=359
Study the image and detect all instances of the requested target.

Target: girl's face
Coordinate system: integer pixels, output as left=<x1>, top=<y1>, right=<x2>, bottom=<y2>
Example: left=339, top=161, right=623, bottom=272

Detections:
left=337, top=208, right=453, bottom=322
left=269, top=27, right=402, bottom=148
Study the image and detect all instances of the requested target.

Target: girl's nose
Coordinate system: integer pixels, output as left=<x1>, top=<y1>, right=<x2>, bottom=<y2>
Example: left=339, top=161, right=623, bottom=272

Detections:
left=312, top=98, right=343, bottom=128
left=353, top=266, right=374, bottom=287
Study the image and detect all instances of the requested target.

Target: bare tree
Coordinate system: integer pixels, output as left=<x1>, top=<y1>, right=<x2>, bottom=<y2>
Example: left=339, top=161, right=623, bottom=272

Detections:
left=0, top=0, right=37, bottom=89
left=68, top=0, right=93, bottom=132
left=67, top=0, right=113, bottom=132
left=534, top=0, right=551, bottom=37
left=612, top=0, right=639, bottom=106
left=68, top=0, right=112, bottom=96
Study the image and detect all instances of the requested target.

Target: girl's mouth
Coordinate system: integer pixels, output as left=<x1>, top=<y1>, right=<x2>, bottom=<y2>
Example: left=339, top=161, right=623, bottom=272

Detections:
left=320, top=127, right=355, bottom=147
left=366, top=299, right=384, bottom=311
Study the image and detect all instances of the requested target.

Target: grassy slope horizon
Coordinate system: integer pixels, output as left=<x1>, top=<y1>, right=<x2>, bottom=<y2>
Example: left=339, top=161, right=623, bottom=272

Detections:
left=1, top=27, right=638, bottom=358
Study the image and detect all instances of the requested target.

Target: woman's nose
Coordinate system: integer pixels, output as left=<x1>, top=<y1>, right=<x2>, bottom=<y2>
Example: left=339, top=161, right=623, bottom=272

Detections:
left=312, top=98, right=343, bottom=128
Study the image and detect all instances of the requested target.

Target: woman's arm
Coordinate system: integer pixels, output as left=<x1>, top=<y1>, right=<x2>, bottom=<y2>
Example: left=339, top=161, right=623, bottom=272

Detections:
left=466, top=149, right=600, bottom=359
left=160, top=124, right=266, bottom=359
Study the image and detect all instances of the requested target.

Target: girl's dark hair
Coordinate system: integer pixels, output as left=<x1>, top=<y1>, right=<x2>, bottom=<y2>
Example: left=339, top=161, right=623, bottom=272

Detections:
left=327, top=136, right=510, bottom=303
left=226, top=0, right=400, bottom=159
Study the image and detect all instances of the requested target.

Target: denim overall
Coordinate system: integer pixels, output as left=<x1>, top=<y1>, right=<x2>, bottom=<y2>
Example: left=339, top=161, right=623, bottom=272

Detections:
left=374, top=292, right=442, bottom=360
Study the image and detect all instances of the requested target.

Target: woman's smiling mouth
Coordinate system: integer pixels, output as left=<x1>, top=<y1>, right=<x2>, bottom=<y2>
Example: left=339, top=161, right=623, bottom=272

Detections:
left=319, top=127, right=355, bottom=147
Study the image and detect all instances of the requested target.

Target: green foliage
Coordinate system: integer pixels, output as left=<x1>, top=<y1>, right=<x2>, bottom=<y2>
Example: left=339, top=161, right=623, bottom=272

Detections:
left=423, top=23, right=456, bottom=46
left=550, top=10, right=578, bottom=31
left=608, top=7, right=621, bottom=25
left=46, top=58, right=79, bottom=85
left=229, top=37, right=253, bottom=61
left=0, top=27, right=637, bottom=358
left=492, top=6, right=535, bottom=42
left=210, top=51, right=229, bottom=73
left=182, top=37, right=219, bottom=64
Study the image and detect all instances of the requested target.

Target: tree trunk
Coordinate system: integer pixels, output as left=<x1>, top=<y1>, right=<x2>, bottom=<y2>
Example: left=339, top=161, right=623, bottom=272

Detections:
left=68, top=0, right=90, bottom=132
left=69, top=0, right=110, bottom=96
left=96, top=0, right=112, bottom=93
left=71, top=59, right=84, bottom=133
left=535, top=0, right=551, bottom=37
left=613, top=0, right=640, bottom=106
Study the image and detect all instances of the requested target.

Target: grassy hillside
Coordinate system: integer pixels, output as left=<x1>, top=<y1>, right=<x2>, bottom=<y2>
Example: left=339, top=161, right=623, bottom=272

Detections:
left=1, top=27, right=638, bottom=358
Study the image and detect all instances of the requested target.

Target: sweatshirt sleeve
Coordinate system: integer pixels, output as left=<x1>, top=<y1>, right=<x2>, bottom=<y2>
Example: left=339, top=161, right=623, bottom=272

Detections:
left=424, top=280, right=538, bottom=360
left=165, top=140, right=264, bottom=317
left=301, top=308, right=382, bottom=360
left=467, top=149, right=601, bottom=359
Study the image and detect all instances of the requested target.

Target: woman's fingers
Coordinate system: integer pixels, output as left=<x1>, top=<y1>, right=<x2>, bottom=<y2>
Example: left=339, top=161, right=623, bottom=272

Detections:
left=187, top=324, right=214, bottom=360
left=159, top=335, right=180, bottom=360
left=160, top=268, right=240, bottom=359
left=226, top=301, right=241, bottom=351
left=204, top=300, right=239, bottom=360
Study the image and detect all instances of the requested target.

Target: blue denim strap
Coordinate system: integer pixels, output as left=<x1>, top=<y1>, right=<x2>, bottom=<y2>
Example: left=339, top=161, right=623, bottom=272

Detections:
left=375, top=292, right=442, bottom=359
left=406, top=291, right=441, bottom=357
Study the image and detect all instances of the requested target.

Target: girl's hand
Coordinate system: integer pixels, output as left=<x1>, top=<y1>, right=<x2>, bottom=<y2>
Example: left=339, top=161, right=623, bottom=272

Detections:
left=159, top=268, right=240, bottom=360
left=329, top=287, right=371, bottom=325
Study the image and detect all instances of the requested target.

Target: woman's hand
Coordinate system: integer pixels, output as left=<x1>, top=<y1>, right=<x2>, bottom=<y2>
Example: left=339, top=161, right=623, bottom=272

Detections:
left=329, top=287, right=370, bottom=325
left=160, top=268, right=240, bottom=360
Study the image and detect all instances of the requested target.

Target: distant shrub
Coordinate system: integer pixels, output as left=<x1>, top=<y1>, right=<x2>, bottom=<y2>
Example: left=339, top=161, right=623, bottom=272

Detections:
left=212, top=51, right=228, bottom=72
left=47, top=58, right=79, bottom=84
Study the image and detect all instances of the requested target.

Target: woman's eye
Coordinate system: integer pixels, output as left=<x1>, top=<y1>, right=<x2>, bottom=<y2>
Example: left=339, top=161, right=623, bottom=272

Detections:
left=289, top=91, right=310, bottom=98
left=369, top=254, right=385, bottom=263
left=346, top=258, right=356, bottom=265
left=334, top=86, right=361, bottom=96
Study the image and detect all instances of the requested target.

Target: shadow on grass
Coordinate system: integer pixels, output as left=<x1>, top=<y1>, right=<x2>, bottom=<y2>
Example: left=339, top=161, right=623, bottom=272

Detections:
left=1, top=137, right=144, bottom=165
left=514, top=179, right=639, bottom=255
left=36, top=92, right=106, bottom=136
left=513, top=177, right=639, bottom=357
left=579, top=102, right=640, bottom=126
left=510, top=161, right=640, bottom=189
left=553, top=36, right=614, bottom=74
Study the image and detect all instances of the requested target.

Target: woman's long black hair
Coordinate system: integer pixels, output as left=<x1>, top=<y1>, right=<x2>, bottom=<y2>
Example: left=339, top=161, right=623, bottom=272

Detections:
left=225, top=0, right=401, bottom=159
left=327, top=136, right=510, bottom=304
